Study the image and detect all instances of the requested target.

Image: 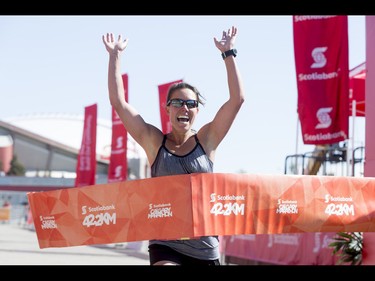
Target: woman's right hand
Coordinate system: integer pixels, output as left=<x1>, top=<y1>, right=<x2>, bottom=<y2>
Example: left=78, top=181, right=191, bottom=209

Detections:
left=102, top=33, right=129, bottom=54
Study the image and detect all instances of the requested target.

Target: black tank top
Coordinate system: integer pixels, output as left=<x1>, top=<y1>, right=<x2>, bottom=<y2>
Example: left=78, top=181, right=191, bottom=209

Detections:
left=149, top=134, right=219, bottom=260
left=151, top=134, right=213, bottom=177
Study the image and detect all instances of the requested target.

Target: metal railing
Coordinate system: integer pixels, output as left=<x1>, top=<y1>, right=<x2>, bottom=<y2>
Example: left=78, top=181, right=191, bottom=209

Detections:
left=284, top=146, right=365, bottom=177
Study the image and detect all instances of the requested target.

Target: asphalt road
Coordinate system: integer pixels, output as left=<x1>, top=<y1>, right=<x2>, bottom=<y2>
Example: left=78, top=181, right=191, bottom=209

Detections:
left=0, top=222, right=149, bottom=265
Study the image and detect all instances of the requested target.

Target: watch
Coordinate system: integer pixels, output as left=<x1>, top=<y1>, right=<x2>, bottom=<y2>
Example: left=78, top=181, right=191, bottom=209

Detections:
left=221, top=49, right=237, bottom=60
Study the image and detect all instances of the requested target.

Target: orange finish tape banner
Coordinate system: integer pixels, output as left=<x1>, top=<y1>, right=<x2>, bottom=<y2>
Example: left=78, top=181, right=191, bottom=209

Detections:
left=27, top=173, right=375, bottom=249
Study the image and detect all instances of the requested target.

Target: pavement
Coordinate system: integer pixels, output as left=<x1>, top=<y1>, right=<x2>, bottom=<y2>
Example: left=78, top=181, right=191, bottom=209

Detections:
left=0, top=222, right=150, bottom=265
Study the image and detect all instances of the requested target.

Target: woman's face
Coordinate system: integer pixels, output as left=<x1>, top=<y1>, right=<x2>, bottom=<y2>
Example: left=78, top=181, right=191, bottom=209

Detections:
left=167, top=88, right=199, bottom=133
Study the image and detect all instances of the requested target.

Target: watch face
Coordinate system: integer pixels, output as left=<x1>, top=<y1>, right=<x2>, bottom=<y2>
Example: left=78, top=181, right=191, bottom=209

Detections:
left=227, top=49, right=237, bottom=57
left=222, top=49, right=237, bottom=59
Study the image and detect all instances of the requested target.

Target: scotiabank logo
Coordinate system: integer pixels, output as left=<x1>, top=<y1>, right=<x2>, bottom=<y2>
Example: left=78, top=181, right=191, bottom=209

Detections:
left=116, top=136, right=124, bottom=149
left=311, top=47, right=328, bottom=68
left=315, top=107, right=333, bottom=129
left=209, top=192, right=245, bottom=216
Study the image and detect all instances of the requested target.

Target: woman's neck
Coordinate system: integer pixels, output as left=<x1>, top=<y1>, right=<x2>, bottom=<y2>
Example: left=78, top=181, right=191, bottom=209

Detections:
left=168, top=130, right=195, bottom=146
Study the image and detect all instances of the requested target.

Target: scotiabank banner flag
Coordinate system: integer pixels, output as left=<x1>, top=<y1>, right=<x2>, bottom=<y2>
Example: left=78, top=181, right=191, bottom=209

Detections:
left=75, top=103, right=97, bottom=187
left=293, top=16, right=349, bottom=144
left=158, top=79, right=183, bottom=134
left=108, top=74, right=128, bottom=183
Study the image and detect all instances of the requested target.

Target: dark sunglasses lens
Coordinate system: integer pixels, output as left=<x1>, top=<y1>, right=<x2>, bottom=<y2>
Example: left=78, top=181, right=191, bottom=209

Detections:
left=186, top=100, right=197, bottom=108
left=169, top=99, right=198, bottom=108
left=171, top=100, right=184, bottom=107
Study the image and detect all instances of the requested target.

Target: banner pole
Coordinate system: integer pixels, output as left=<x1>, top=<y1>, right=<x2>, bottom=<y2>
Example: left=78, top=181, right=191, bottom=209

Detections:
left=295, top=115, right=300, bottom=174
left=350, top=100, right=356, bottom=176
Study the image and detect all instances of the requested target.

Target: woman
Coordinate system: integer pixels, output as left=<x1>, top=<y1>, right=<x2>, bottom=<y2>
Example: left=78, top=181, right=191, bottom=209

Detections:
left=102, top=25, right=244, bottom=265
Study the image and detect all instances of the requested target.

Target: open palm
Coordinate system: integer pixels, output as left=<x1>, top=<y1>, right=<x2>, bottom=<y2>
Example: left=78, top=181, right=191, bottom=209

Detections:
left=213, top=26, right=237, bottom=53
left=102, top=33, right=129, bottom=54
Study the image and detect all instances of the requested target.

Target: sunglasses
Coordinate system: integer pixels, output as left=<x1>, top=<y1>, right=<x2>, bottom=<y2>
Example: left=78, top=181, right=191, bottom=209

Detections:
left=167, top=99, right=199, bottom=109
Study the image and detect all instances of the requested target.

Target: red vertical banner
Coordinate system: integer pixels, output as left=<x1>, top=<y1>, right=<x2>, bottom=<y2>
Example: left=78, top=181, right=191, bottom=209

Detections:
left=75, top=103, right=97, bottom=187
left=108, top=74, right=128, bottom=183
left=293, top=16, right=349, bottom=144
left=158, top=79, right=183, bottom=134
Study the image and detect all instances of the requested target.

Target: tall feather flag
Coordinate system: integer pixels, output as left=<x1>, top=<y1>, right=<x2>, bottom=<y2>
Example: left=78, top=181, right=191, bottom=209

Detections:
left=108, top=73, right=128, bottom=183
left=293, top=15, right=349, bottom=145
left=75, top=103, right=97, bottom=187
left=158, top=79, right=183, bottom=134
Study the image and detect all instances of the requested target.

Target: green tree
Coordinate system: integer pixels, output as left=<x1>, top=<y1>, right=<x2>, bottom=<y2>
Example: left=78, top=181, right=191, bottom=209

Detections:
left=6, top=154, right=26, bottom=176
left=329, top=232, right=363, bottom=265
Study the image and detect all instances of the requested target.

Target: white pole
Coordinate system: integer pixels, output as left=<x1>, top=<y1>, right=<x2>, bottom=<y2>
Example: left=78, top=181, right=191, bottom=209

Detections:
left=351, top=100, right=356, bottom=176
left=295, top=115, right=299, bottom=174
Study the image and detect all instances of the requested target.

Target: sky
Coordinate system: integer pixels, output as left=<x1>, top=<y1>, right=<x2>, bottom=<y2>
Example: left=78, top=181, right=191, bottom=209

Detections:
left=0, top=15, right=367, bottom=175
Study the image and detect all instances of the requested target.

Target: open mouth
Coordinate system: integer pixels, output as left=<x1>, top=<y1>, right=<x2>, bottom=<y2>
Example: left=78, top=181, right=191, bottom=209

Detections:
left=177, top=115, right=189, bottom=123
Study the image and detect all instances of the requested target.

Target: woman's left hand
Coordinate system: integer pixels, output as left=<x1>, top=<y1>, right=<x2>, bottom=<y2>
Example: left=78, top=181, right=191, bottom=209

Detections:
left=213, top=26, right=237, bottom=52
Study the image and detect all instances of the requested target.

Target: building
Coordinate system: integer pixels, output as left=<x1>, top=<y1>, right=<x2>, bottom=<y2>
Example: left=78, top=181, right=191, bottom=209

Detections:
left=0, top=113, right=149, bottom=206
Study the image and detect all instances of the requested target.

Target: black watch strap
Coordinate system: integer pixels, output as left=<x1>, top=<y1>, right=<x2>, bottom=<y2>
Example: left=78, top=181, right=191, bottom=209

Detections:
left=221, top=49, right=237, bottom=60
